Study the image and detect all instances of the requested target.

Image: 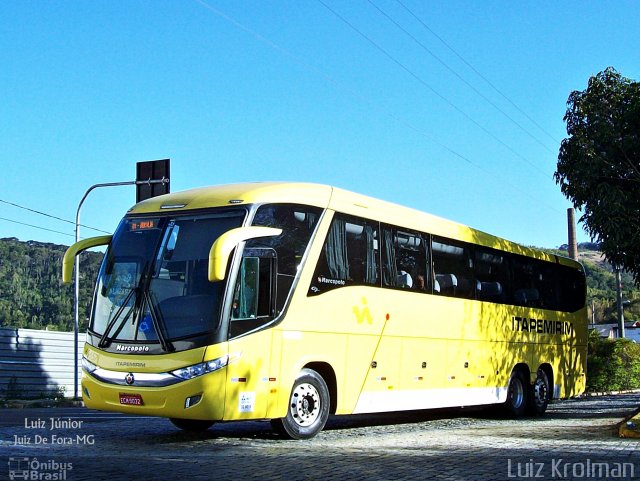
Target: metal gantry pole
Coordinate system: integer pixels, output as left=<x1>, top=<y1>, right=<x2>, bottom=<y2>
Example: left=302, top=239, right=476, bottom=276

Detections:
left=73, top=178, right=168, bottom=399
left=615, top=268, right=625, bottom=339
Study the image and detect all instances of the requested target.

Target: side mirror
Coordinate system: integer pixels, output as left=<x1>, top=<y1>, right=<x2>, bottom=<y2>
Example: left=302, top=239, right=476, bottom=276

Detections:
left=208, top=227, right=282, bottom=282
left=62, top=235, right=112, bottom=284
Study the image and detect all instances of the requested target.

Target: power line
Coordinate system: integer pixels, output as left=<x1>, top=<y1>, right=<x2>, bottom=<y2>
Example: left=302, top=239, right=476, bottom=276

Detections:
left=0, top=216, right=75, bottom=238
left=366, top=0, right=556, bottom=154
left=395, top=0, right=560, bottom=145
left=192, top=0, right=489, bottom=174
left=193, top=0, right=561, bottom=214
left=317, top=0, right=549, bottom=179
left=0, top=199, right=111, bottom=234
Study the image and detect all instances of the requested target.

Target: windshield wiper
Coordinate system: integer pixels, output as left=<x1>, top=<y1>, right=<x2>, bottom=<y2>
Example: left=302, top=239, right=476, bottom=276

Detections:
left=98, top=287, right=138, bottom=348
left=144, top=290, right=174, bottom=353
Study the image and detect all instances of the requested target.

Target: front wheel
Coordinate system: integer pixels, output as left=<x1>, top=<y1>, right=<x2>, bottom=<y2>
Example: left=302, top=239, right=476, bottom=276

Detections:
left=271, top=368, right=330, bottom=440
left=503, top=369, right=528, bottom=417
left=169, top=418, right=215, bottom=432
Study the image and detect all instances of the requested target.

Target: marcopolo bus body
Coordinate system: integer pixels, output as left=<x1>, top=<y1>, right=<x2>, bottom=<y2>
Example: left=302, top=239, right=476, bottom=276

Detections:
left=63, top=182, right=587, bottom=439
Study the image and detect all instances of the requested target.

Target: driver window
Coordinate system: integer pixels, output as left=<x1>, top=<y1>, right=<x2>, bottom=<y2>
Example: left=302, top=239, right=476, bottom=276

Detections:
left=229, top=248, right=276, bottom=338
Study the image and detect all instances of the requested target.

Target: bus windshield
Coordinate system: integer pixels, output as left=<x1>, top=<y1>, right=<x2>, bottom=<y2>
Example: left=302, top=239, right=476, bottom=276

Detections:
left=90, top=209, right=246, bottom=349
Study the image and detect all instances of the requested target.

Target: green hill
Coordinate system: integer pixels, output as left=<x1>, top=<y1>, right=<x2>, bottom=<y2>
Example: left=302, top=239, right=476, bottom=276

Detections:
left=0, top=238, right=103, bottom=331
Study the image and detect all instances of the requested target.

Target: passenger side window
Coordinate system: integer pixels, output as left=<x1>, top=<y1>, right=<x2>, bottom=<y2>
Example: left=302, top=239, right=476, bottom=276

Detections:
left=381, top=226, right=429, bottom=292
left=556, top=264, right=586, bottom=312
left=475, top=248, right=509, bottom=303
left=432, top=237, right=474, bottom=299
left=511, top=257, right=557, bottom=309
left=308, top=214, right=379, bottom=295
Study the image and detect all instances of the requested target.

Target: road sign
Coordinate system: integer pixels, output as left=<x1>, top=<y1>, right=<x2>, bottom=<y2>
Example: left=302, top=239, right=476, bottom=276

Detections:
left=136, top=159, right=170, bottom=202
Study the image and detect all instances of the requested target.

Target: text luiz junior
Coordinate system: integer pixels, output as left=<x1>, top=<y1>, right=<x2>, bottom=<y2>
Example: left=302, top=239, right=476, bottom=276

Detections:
left=25, top=418, right=84, bottom=430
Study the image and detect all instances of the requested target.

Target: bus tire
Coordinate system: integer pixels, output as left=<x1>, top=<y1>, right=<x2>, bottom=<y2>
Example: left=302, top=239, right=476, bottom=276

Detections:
left=271, top=368, right=330, bottom=440
left=169, top=418, right=215, bottom=432
left=528, top=369, right=551, bottom=416
left=503, top=369, right=528, bottom=417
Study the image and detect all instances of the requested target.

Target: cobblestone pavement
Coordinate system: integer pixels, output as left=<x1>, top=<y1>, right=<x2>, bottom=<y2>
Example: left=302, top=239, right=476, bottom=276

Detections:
left=1, top=394, right=639, bottom=481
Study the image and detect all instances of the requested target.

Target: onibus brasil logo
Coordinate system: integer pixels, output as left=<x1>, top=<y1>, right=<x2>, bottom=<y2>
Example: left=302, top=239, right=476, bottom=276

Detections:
left=8, top=457, right=73, bottom=481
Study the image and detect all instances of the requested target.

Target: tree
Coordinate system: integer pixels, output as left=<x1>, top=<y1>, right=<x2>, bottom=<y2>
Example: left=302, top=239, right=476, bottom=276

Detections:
left=555, top=67, right=640, bottom=283
left=0, top=238, right=103, bottom=331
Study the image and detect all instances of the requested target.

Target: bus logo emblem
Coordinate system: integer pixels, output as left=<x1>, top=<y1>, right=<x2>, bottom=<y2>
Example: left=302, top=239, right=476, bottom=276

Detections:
left=353, top=298, right=373, bottom=325
left=125, top=373, right=135, bottom=385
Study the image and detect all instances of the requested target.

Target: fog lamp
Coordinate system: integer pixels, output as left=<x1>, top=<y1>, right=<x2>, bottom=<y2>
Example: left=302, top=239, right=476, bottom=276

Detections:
left=185, top=394, right=203, bottom=408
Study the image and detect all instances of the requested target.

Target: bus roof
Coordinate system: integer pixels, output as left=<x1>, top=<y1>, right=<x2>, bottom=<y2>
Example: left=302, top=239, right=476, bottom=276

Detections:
left=128, top=181, right=579, bottom=268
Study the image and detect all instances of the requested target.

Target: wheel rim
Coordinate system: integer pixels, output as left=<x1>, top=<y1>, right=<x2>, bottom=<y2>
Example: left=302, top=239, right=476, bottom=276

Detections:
left=509, top=376, right=525, bottom=409
left=289, top=382, right=321, bottom=427
left=533, top=377, right=548, bottom=408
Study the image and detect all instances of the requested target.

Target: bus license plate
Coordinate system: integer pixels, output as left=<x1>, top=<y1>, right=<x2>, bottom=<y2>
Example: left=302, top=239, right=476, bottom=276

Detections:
left=119, top=393, right=144, bottom=406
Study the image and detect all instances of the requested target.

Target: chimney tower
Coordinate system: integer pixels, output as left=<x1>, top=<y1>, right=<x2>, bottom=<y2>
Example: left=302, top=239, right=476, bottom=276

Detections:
left=567, top=208, right=578, bottom=260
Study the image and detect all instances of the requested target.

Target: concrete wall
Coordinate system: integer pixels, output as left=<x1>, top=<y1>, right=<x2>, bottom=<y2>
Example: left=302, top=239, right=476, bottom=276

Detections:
left=0, top=327, right=85, bottom=399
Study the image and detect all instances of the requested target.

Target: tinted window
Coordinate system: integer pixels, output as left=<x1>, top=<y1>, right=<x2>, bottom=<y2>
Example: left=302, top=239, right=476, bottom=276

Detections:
left=148, top=213, right=245, bottom=340
left=475, top=247, right=509, bottom=303
left=249, top=204, right=322, bottom=311
left=432, top=237, right=474, bottom=299
left=305, top=210, right=586, bottom=313
left=556, top=263, right=586, bottom=312
left=382, top=226, right=429, bottom=292
left=511, top=257, right=555, bottom=309
left=309, top=214, right=379, bottom=295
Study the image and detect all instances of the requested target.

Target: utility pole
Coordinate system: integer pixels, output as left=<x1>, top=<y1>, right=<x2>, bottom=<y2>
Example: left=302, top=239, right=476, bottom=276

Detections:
left=615, top=268, right=625, bottom=339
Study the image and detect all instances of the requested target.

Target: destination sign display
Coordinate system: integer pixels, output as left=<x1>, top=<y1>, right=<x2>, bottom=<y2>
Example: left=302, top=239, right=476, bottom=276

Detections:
left=128, top=219, right=159, bottom=231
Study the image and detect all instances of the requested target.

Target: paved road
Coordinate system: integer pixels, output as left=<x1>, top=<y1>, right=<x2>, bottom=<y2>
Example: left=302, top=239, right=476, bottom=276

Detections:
left=1, top=394, right=639, bottom=481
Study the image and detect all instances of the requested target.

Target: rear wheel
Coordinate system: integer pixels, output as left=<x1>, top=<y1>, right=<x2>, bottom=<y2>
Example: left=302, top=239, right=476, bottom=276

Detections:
left=528, top=369, right=551, bottom=415
left=503, top=369, right=528, bottom=417
left=169, top=418, right=215, bottom=432
left=271, top=368, right=330, bottom=440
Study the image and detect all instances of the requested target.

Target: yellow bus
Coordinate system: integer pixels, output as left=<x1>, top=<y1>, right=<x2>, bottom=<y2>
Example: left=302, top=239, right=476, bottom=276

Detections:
left=63, top=182, right=587, bottom=439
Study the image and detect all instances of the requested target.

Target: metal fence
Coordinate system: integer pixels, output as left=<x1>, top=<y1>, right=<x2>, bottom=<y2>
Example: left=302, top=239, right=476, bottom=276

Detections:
left=0, top=328, right=85, bottom=399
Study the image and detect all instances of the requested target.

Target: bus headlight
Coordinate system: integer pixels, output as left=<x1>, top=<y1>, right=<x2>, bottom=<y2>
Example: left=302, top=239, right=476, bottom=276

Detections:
left=171, top=354, right=235, bottom=380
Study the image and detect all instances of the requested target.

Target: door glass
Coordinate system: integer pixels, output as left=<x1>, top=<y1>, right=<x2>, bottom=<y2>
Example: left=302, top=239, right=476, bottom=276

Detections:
left=229, top=248, right=277, bottom=338
left=232, top=257, right=260, bottom=320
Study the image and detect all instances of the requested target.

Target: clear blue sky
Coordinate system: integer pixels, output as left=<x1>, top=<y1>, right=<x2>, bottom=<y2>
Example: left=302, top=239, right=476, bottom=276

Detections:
left=1, top=1, right=638, bottom=248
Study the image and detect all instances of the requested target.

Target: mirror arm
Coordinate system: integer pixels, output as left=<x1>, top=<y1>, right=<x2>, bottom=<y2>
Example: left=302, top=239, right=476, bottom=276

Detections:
left=62, top=235, right=112, bottom=284
left=208, top=227, right=282, bottom=282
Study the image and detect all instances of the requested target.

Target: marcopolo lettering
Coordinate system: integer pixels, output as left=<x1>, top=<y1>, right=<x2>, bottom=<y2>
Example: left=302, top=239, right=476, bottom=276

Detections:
left=116, top=344, right=150, bottom=352
left=317, top=276, right=346, bottom=286
left=511, top=316, right=574, bottom=335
